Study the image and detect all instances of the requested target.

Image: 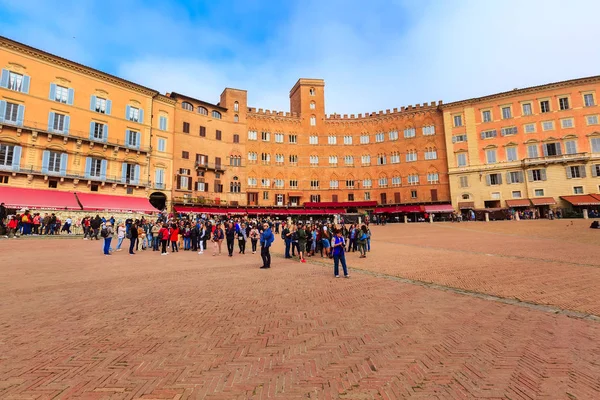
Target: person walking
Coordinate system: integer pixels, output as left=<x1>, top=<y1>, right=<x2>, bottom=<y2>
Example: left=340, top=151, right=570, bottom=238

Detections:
left=249, top=225, right=260, bottom=254
left=225, top=222, right=236, bottom=257
left=116, top=222, right=126, bottom=251
left=159, top=223, right=170, bottom=255
left=212, top=223, right=224, bottom=256
left=260, top=222, right=275, bottom=269
left=102, top=222, right=114, bottom=256
left=332, top=229, right=349, bottom=278
left=151, top=222, right=161, bottom=251
left=170, top=223, right=179, bottom=252
left=357, top=225, right=368, bottom=258
left=282, top=224, right=292, bottom=258
left=297, top=222, right=307, bottom=263
left=129, top=222, right=138, bottom=255
left=237, top=223, right=247, bottom=254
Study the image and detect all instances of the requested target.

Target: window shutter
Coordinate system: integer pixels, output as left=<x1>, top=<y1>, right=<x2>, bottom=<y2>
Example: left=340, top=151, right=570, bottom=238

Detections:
left=89, top=121, right=95, bottom=140
left=480, top=132, right=485, bottom=140
left=134, top=165, right=141, bottom=185
left=59, top=153, right=68, bottom=176
left=11, top=146, right=22, bottom=172
left=527, top=170, right=534, bottom=181
left=41, top=150, right=50, bottom=174
left=100, top=160, right=107, bottom=180
left=67, top=88, right=74, bottom=105
left=188, top=177, right=192, bottom=190
left=506, top=172, right=512, bottom=184
left=64, top=116, right=70, bottom=134
left=0, top=69, right=8, bottom=88
left=500, top=129, right=505, bottom=137
left=16, top=105, right=24, bottom=126
left=49, top=83, right=56, bottom=100
left=566, top=166, right=572, bottom=179
left=84, top=157, right=92, bottom=178
left=48, top=112, right=55, bottom=132
left=22, top=76, right=30, bottom=94
left=103, top=124, right=109, bottom=143
left=542, top=144, right=548, bottom=157
left=155, top=170, right=161, bottom=187
left=541, top=169, right=547, bottom=181
left=592, top=165, right=598, bottom=178
left=125, top=105, right=131, bottom=120
left=136, top=132, right=141, bottom=149
left=139, top=108, right=144, bottom=124
left=105, top=100, right=112, bottom=115
left=580, top=165, right=587, bottom=178
left=0, top=100, right=5, bottom=123
left=497, top=174, right=503, bottom=184
left=121, top=163, right=127, bottom=183
left=125, top=130, right=131, bottom=146
left=518, top=171, right=524, bottom=183
left=90, top=95, right=97, bottom=111
left=556, top=143, right=562, bottom=155
left=176, top=176, right=181, bottom=190
left=485, top=174, right=491, bottom=186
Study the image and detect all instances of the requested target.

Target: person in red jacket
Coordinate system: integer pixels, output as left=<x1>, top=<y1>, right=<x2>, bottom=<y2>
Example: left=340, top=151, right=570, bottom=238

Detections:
left=7, top=215, right=18, bottom=238
left=170, top=223, right=179, bottom=252
left=158, top=223, right=170, bottom=255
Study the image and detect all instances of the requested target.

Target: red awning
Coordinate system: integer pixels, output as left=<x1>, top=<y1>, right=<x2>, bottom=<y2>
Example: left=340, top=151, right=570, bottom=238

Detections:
left=560, top=195, right=600, bottom=206
left=0, top=187, right=81, bottom=210
left=77, top=192, right=156, bottom=213
left=423, top=204, right=454, bottom=213
left=175, top=206, right=230, bottom=215
left=505, top=199, right=532, bottom=207
left=397, top=205, right=424, bottom=213
left=458, top=201, right=475, bottom=209
left=530, top=197, right=556, bottom=206
left=304, top=201, right=378, bottom=208
left=287, top=192, right=303, bottom=197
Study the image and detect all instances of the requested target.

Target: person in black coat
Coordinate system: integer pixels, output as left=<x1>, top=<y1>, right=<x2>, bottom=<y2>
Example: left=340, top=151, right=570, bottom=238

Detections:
left=225, top=221, right=236, bottom=257
left=129, top=222, right=138, bottom=255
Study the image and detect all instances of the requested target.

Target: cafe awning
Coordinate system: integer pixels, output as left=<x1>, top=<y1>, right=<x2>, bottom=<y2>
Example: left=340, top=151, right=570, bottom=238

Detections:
left=77, top=192, right=157, bottom=213
left=458, top=201, right=475, bottom=210
left=0, top=187, right=81, bottom=210
left=506, top=199, right=532, bottom=207
left=423, top=204, right=454, bottom=213
left=530, top=197, right=556, bottom=206
left=560, top=195, right=600, bottom=206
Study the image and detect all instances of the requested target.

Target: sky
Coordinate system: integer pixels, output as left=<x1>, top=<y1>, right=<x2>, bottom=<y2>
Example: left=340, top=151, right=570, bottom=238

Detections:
left=1, top=0, right=599, bottom=114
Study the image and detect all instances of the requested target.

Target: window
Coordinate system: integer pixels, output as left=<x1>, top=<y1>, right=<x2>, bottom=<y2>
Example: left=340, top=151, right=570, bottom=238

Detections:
left=486, top=149, right=497, bottom=164
left=0, top=143, right=18, bottom=169
left=198, top=106, right=208, bottom=115
left=52, top=85, right=71, bottom=104
left=406, top=150, right=417, bottom=162
left=182, top=102, right=193, bottom=111
left=289, top=155, right=298, bottom=164
left=233, top=134, right=239, bottom=143
left=457, top=153, right=467, bottom=167
left=427, top=173, right=439, bottom=184
left=275, top=179, right=284, bottom=188
left=155, top=168, right=165, bottom=189
left=565, top=140, right=578, bottom=155
left=289, top=134, right=297, bottom=144
left=584, top=93, right=595, bottom=107
left=591, top=138, right=600, bottom=153
left=411, top=190, right=418, bottom=199
left=507, top=171, right=523, bottom=183
left=501, top=106, right=512, bottom=119
left=543, top=142, right=561, bottom=156
left=360, top=134, right=369, bottom=144
left=157, top=138, right=166, bottom=152
left=481, top=130, right=497, bottom=139
left=567, top=165, right=585, bottom=179
left=376, top=154, right=386, bottom=165
left=375, top=132, right=385, bottom=142
left=361, top=155, right=371, bottom=165
left=328, top=136, right=337, bottom=145
left=182, top=151, right=189, bottom=159
left=4, top=71, right=27, bottom=92
left=234, top=115, right=239, bottom=122
left=593, top=164, right=600, bottom=177
left=542, top=121, right=554, bottom=131
left=90, top=122, right=106, bottom=141
left=424, top=148, right=437, bottom=160
left=310, top=115, right=316, bottom=126
left=2, top=101, right=22, bottom=125
left=199, top=126, right=206, bottom=137
left=126, top=130, right=140, bottom=149
left=275, top=154, right=284, bottom=164
left=230, top=180, right=241, bottom=193
left=540, top=100, right=550, bottom=113
left=529, top=169, right=546, bottom=182
left=234, top=102, right=239, bottom=112
left=559, top=97, right=569, bottom=110
left=491, top=192, right=501, bottom=200
left=310, top=194, right=321, bottom=202
left=329, top=155, right=338, bottom=166
left=364, top=192, right=371, bottom=200
left=524, top=123, right=536, bottom=133
left=261, top=153, right=271, bottom=164
left=522, top=103, right=532, bottom=116
left=459, top=176, right=468, bottom=188
left=378, top=177, right=388, bottom=188
left=452, top=134, right=467, bottom=143
left=527, top=144, right=539, bottom=158
left=247, top=152, right=257, bottom=163
left=92, top=96, right=109, bottom=114
left=506, top=147, right=518, bottom=162
left=534, top=189, right=545, bottom=196
left=46, top=151, right=63, bottom=173
left=561, top=119, right=574, bottom=129
left=216, top=130, right=222, bottom=140
left=392, top=176, right=401, bottom=186
left=263, top=191, right=269, bottom=200
left=310, top=180, right=319, bottom=189
left=159, top=116, right=168, bottom=131
left=330, top=180, right=339, bottom=189
left=403, top=128, right=415, bottom=139
left=229, top=156, right=241, bottom=167
left=363, top=179, right=372, bottom=188
left=344, top=135, right=353, bottom=145
left=487, top=173, right=502, bottom=185
left=389, top=130, right=399, bottom=140
left=310, top=155, right=319, bottom=165
left=390, top=152, right=400, bottom=164
left=346, top=180, right=355, bottom=188
left=310, top=101, right=316, bottom=110
left=344, top=155, right=354, bottom=165
left=407, top=174, right=419, bottom=185
left=274, top=133, right=284, bottom=143
left=212, top=111, right=222, bottom=119
left=261, top=131, right=270, bottom=141
left=261, top=178, right=271, bottom=188
left=574, top=186, right=584, bottom=194
left=50, top=112, right=69, bottom=133
left=248, top=130, right=257, bottom=140
left=512, top=191, right=522, bottom=198
left=423, top=125, right=435, bottom=135
left=248, top=177, right=257, bottom=186
left=309, top=135, right=318, bottom=145
left=501, top=126, right=517, bottom=136
left=587, top=115, right=599, bottom=125
left=183, top=122, right=190, bottom=133
left=127, top=106, right=141, bottom=123
left=289, top=180, right=298, bottom=188
left=482, top=110, right=492, bottom=122
left=453, top=115, right=463, bottom=127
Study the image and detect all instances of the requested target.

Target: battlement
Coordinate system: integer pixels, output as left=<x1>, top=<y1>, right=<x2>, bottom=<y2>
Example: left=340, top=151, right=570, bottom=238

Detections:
left=325, top=100, right=443, bottom=121
left=247, top=107, right=301, bottom=119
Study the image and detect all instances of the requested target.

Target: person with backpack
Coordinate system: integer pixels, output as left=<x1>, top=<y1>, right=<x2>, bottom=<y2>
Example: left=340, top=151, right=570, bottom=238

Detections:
left=249, top=225, right=260, bottom=254
left=212, top=223, right=225, bottom=256
left=259, top=222, right=275, bottom=269
left=115, top=222, right=126, bottom=251
left=357, top=225, right=368, bottom=258
left=282, top=224, right=292, bottom=258
left=332, top=229, right=349, bottom=278
left=101, top=222, right=113, bottom=256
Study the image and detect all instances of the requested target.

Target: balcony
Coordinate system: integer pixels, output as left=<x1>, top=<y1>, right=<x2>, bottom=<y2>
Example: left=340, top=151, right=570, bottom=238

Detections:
left=195, top=161, right=225, bottom=173
left=523, top=152, right=590, bottom=166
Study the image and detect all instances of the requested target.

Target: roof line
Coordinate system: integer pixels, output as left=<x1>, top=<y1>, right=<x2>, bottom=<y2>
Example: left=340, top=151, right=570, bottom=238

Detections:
left=169, top=92, right=228, bottom=111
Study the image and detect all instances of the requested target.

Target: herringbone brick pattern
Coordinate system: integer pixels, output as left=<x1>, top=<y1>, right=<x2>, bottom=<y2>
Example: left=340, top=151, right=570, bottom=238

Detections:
left=0, top=222, right=599, bottom=399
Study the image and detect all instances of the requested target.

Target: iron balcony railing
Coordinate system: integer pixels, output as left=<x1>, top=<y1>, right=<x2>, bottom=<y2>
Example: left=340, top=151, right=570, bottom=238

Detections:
left=523, top=152, right=591, bottom=166
left=2, top=164, right=151, bottom=186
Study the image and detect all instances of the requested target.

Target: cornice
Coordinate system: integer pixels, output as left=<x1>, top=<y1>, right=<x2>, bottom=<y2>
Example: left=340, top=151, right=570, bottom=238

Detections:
left=0, top=36, right=159, bottom=97
left=155, top=94, right=177, bottom=105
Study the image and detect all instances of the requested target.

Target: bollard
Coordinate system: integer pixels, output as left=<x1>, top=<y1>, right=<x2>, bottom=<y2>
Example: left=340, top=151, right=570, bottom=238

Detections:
left=485, top=212, right=490, bottom=222
left=429, top=214, right=433, bottom=223
left=583, top=209, right=589, bottom=219
left=404, top=215, right=408, bottom=223
left=515, top=213, right=520, bottom=221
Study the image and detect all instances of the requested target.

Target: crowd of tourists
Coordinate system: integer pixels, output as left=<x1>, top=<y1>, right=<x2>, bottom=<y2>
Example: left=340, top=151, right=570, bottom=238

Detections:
left=0, top=203, right=79, bottom=237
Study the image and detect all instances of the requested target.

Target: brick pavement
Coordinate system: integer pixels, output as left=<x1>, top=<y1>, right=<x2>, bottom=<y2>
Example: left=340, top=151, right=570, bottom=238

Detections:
left=0, top=223, right=599, bottom=399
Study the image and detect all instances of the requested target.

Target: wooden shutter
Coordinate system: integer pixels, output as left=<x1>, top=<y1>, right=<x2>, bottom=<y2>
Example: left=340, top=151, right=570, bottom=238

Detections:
left=431, top=189, right=438, bottom=201
left=497, top=174, right=502, bottom=184
left=200, top=126, right=206, bottom=137
left=394, top=192, right=401, bottom=203
left=176, top=176, right=181, bottom=190
left=580, top=165, right=587, bottom=178
left=527, top=170, right=534, bottom=181
left=215, top=157, right=221, bottom=168
left=542, top=144, right=548, bottom=156
left=592, top=165, right=598, bottom=178
left=506, top=172, right=512, bottom=184
left=332, top=195, right=338, bottom=202
left=540, top=169, right=547, bottom=181
left=566, top=166, right=572, bottom=179
left=517, top=171, right=524, bottom=183
left=485, top=174, right=491, bottom=186
left=556, top=143, right=562, bottom=155
left=188, top=177, right=192, bottom=190
left=216, top=130, right=222, bottom=140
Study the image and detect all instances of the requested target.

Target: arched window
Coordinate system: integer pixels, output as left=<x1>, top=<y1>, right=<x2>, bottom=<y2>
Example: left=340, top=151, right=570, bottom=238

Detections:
left=182, top=102, right=193, bottom=111
left=234, top=101, right=239, bottom=112
left=310, top=115, right=316, bottom=126
left=198, top=106, right=208, bottom=115
left=309, top=88, right=315, bottom=96
left=310, top=101, right=316, bottom=110
left=230, top=176, right=241, bottom=193
left=462, top=193, right=470, bottom=200
left=234, top=114, right=239, bottom=122
left=212, top=110, right=222, bottom=119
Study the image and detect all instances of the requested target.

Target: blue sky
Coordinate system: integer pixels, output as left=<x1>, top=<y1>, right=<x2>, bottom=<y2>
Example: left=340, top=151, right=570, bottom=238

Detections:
left=1, top=0, right=600, bottom=114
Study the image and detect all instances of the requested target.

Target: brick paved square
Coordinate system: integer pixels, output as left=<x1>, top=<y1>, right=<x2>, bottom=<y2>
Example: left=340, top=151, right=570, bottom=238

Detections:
left=1, top=220, right=599, bottom=399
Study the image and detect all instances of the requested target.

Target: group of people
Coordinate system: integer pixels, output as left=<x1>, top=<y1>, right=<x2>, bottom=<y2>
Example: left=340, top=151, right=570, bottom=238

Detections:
left=0, top=204, right=75, bottom=237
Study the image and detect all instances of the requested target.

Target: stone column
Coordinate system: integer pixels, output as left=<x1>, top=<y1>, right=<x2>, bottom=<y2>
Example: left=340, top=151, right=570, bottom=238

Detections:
left=583, top=209, right=589, bottom=219
left=515, top=212, right=520, bottom=221
left=485, top=212, right=490, bottom=222
left=404, top=215, right=408, bottom=223
left=429, top=214, right=433, bottom=223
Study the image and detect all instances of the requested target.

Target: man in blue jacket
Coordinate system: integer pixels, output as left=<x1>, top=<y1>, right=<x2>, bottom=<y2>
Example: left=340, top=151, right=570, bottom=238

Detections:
left=259, top=222, right=275, bottom=269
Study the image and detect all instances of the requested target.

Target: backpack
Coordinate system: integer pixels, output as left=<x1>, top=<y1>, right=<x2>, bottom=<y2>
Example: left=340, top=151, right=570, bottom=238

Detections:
left=590, top=221, right=599, bottom=229
left=100, top=228, right=108, bottom=238
left=359, top=232, right=367, bottom=241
